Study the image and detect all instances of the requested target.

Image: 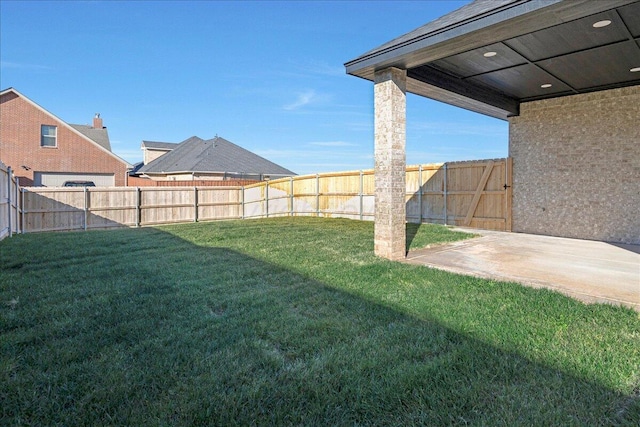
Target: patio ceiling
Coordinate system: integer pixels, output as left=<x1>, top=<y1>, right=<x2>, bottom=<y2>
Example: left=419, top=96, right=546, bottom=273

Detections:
left=345, top=0, right=640, bottom=120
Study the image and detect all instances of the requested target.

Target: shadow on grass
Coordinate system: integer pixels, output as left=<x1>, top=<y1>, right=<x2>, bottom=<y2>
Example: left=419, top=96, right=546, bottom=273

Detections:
left=406, top=222, right=420, bottom=253
left=1, top=226, right=638, bottom=426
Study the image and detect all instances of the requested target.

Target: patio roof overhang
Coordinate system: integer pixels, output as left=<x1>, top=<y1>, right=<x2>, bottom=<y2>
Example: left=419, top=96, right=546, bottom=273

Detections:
left=345, top=0, right=640, bottom=120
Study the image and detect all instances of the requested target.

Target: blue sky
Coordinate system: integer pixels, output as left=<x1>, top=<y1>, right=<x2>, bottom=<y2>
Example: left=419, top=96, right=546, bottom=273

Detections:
left=1, top=0, right=508, bottom=176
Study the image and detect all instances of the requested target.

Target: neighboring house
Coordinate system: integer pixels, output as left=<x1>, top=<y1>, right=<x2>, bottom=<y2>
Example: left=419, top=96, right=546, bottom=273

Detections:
left=136, top=135, right=296, bottom=181
left=0, top=88, right=131, bottom=186
left=141, top=140, right=177, bottom=165
left=345, top=0, right=640, bottom=258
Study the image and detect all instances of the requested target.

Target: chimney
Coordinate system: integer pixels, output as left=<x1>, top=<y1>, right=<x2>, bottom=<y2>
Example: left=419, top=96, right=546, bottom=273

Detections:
left=93, top=113, right=103, bottom=129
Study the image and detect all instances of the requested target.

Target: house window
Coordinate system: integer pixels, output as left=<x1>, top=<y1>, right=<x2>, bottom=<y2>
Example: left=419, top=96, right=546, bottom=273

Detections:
left=41, top=125, right=57, bottom=147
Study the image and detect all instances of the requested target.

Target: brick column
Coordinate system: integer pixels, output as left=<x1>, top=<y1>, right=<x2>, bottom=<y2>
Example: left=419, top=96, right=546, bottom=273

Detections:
left=374, top=67, right=406, bottom=260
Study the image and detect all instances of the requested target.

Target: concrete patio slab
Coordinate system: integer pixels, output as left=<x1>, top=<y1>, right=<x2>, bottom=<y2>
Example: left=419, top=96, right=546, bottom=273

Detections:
left=405, top=229, right=640, bottom=311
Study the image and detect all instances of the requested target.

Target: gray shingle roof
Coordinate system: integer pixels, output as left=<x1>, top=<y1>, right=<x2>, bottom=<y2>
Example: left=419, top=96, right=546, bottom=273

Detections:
left=69, top=124, right=111, bottom=151
left=138, top=136, right=296, bottom=176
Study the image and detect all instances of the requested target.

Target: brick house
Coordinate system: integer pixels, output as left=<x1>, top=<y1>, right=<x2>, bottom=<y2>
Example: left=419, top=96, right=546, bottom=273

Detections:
left=0, top=88, right=131, bottom=186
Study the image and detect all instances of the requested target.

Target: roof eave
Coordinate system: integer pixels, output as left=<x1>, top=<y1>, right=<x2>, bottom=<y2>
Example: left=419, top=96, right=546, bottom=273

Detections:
left=345, top=0, right=636, bottom=78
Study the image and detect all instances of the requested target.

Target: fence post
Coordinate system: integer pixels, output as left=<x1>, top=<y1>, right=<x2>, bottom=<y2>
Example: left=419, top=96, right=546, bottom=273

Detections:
left=15, top=177, right=20, bottom=234
left=418, top=165, right=423, bottom=224
left=359, top=170, right=364, bottom=221
left=443, top=163, right=448, bottom=226
left=290, top=177, right=294, bottom=217
left=7, top=166, right=12, bottom=237
left=21, top=188, right=25, bottom=233
left=136, top=187, right=141, bottom=227
left=194, top=187, right=198, bottom=222
left=241, top=186, right=245, bottom=219
left=265, top=181, right=269, bottom=218
left=83, top=186, right=88, bottom=231
left=316, top=174, right=320, bottom=217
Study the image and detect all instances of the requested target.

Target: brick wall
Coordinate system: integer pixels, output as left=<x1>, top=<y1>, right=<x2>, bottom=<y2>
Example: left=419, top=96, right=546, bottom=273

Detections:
left=0, top=91, right=129, bottom=186
left=509, top=86, right=640, bottom=245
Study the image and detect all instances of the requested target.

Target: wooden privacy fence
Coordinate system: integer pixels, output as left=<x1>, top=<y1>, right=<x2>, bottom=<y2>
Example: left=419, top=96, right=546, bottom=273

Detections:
left=240, top=158, right=511, bottom=230
left=19, top=158, right=512, bottom=233
left=0, top=162, right=21, bottom=240
left=20, top=186, right=243, bottom=233
left=243, top=169, right=376, bottom=220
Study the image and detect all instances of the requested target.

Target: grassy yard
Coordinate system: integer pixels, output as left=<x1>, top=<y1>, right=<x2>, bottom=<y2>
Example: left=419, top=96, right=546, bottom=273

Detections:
left=1, top=217, right=639, bottom=426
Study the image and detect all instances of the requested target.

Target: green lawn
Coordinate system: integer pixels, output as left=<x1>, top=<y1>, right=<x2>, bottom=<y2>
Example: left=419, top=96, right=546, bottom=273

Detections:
left=1, top=217, right=639, bottom=426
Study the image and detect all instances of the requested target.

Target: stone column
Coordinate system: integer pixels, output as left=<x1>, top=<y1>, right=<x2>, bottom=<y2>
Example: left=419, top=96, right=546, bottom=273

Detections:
left=374, top=67, right=406, bottom=260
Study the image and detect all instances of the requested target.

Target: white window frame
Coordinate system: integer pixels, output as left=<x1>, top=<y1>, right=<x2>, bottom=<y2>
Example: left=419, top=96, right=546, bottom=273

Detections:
left=41, top=125, right=57, bottom=147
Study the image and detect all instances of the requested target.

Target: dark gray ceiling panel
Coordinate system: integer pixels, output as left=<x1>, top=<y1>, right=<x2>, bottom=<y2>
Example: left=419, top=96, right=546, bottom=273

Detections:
left=429, top=42, right=527, bottom=78
left=618, top=2, right=640, bottom=37
left=504, top=10, right=629, bottom=62
left=468, top=64, right=574, bottom=99
left=537, top=41, right=640, bottom=90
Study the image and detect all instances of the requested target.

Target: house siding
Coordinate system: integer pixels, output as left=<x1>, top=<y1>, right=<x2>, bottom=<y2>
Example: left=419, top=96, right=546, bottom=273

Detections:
left=509, top=86, right=640, bottom=245
left=143, top=148, right=171, bottom=165
left=0, top=91, right=129, bottom=186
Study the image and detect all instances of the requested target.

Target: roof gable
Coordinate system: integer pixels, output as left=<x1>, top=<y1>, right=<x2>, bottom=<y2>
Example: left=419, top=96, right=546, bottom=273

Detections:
left=0, top=87, right=131, bottom=167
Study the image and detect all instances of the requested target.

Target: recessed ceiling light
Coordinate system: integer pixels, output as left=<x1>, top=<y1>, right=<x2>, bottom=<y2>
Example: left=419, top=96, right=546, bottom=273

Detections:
left=541, top=84, right=553, bottom=88
left=631, top=67, right=640, bottom=73
left=483, top=51, right=497, bottom=57
left=592, top=20, right=612, bottom=28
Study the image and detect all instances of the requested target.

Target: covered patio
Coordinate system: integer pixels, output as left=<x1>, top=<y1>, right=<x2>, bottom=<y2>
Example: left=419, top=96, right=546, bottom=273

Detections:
left=345, top=0, right=640, bottom=260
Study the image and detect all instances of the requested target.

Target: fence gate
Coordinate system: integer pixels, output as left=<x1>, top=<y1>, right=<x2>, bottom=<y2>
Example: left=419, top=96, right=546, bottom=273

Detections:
left=407, top=158, right=512, bottom=231
left=445, top=158, right=512, bottom=231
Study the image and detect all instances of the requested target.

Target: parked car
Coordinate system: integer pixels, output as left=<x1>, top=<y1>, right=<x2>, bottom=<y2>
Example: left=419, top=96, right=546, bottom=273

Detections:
left=63, top=181, right=96, bottom=187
